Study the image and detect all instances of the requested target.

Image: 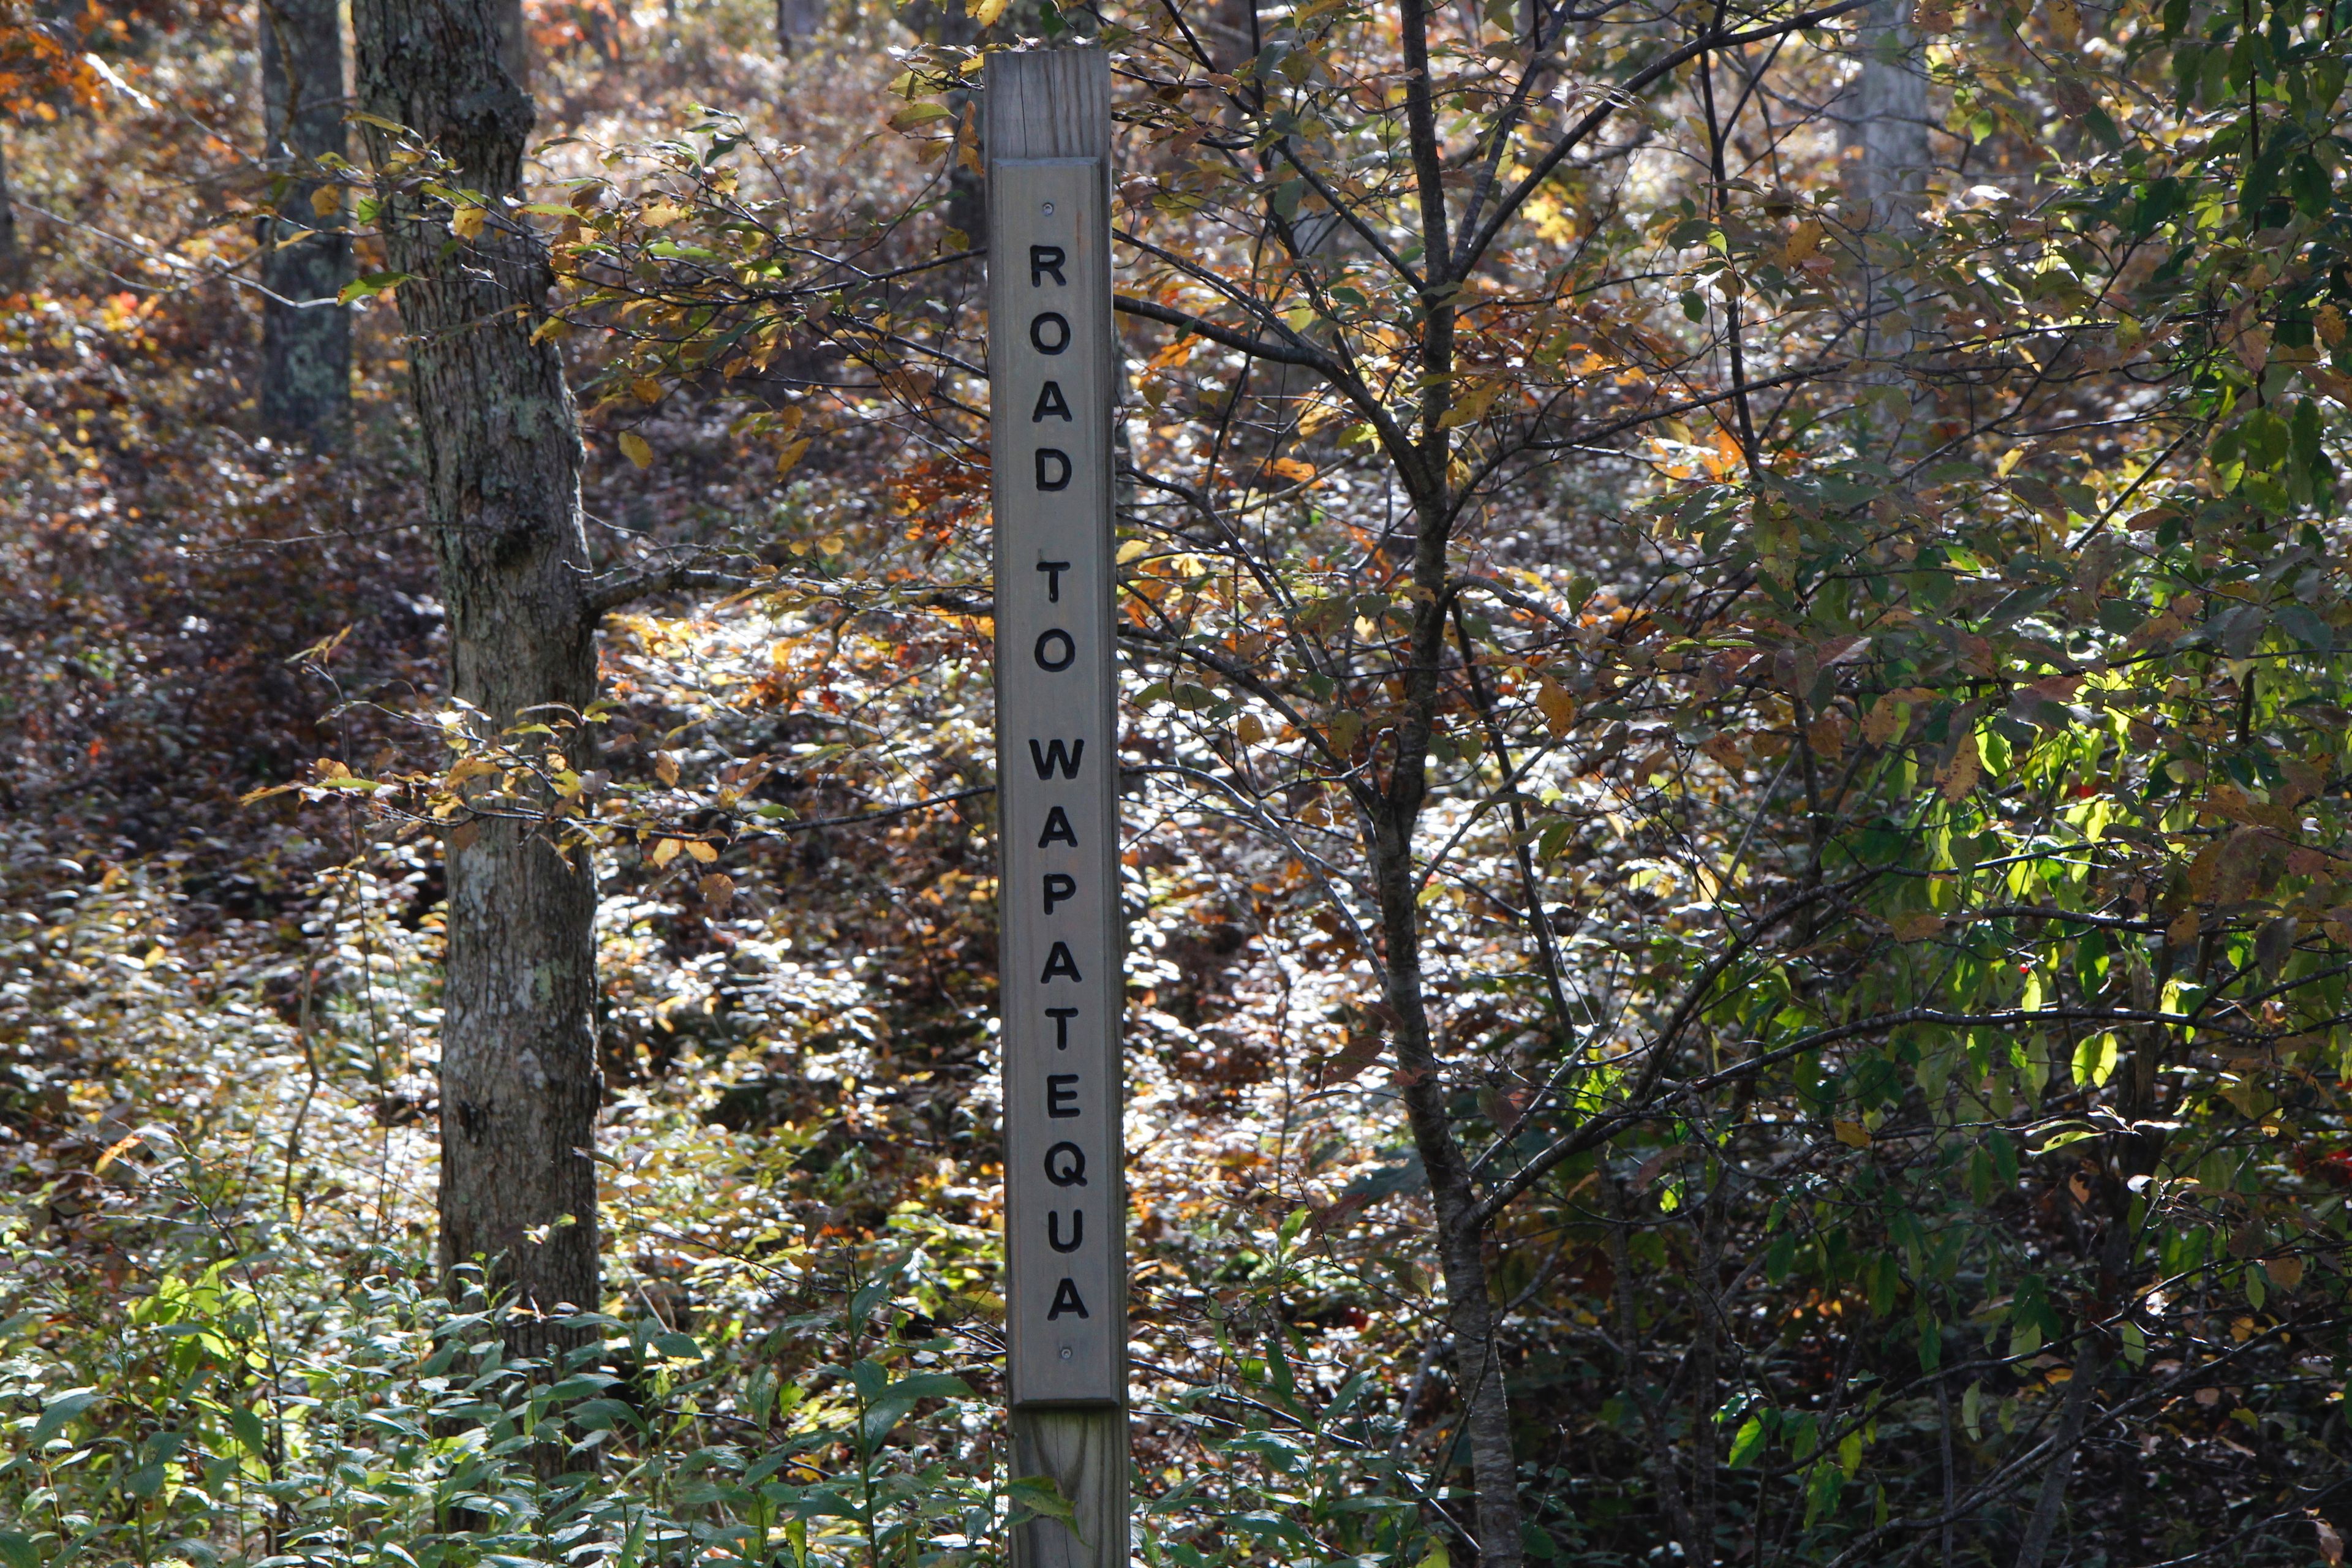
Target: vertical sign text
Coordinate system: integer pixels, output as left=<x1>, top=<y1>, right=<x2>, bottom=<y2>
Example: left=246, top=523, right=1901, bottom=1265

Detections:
left=990, top=156, right=1125, bottom=1408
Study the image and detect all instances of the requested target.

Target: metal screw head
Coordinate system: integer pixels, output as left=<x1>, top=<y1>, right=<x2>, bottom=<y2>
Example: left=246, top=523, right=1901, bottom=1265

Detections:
left=1060, top=1346, right=1074, bottom=1360
left=1042, top=200, right=1056, bottom=216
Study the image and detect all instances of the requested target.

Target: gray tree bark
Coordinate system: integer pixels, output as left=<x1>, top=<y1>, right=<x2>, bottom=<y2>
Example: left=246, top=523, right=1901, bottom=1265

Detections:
left=0, top=132, right=20, bottom=285
left=1842, top=0, right=1930, bottom=235
left=1842, top=0, right=1931, bottom=386
left=259, top=0, right=352, bottom=445
left=777, top=0, right=826, bottom=52
left=1377, top=17, right=1526, bottom=1561
left=350, top=0, right=602, bottom=1363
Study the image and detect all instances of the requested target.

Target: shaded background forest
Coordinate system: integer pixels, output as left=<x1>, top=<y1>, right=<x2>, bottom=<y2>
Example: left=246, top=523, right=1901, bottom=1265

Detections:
left=5, top=0, right=2352, bottom=1564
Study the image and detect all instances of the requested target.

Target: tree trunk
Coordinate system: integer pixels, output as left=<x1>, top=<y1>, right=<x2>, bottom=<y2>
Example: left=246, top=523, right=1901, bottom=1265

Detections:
left=259, top=0, right=352, bottom=446
left=1843, top=0, right=1930, bottom=235
left=0, top=130, right=20, bottom=286
left=1375, top=5, right=1526, bottom=1559
left=1374, top=820, right=1525, bottom=1568
left=777, top=0, right=825, bottom=52
left=350, top=0, right=602, bottom=1365
left=1842, top=0, right=1931, bottom=385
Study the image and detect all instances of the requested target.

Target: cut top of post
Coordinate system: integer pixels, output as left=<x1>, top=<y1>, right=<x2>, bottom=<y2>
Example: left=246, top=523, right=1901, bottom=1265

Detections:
left=984, top=48, right=1110, bottom=163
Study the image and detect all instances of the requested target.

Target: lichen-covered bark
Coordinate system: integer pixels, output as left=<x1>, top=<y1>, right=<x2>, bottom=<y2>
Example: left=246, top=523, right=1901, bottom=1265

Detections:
left=350, top=0, right=600, bottom=1360
left=259, top=0, right=351, bottom=445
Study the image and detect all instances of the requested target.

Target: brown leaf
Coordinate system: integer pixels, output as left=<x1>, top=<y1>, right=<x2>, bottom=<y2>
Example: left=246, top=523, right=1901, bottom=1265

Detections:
left=699, top=872, right=736, bottom=912
left=1863, top=693, right=1909, bottom=747
left=1891, top=911, right=1946, bottom=943
left=1815, top=634, right=1872, bottom=668
left=2212, top=826, right=2269, bottom=905
left=1324, top=1031, right=1385, bottom=1086
left=2316, top=1516, right=2343, bottom=1568
left=1937, top=727, right=1981, bottom=802
left=2282, top=756, right=2329, bottom=808
left=1833, top=1119, right=1872, bottom=1149
left=2233, top=322, right=2274, bottom=380
left=2267, top=1253, right=2307, bottom=1291
left=1309, top=1190, right=1372, bottom=1235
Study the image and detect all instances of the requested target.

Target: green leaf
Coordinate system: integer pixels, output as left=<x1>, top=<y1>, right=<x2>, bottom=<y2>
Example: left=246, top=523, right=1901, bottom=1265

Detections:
left=848, top=1278, right=892, bottom=1333
left=228, top=1405, right=269, bottom=1460
left=31, top=1388, right=96, bottom=1448
left=1727, top=1414, right=1767, bottom=1468
left=337, top=271, right=415, bottom=305
left=1008, top=1473, right=1085, bottom=1542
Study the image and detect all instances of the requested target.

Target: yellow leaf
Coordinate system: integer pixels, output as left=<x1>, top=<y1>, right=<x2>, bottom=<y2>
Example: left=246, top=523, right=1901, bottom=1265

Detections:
left=93, top=1131, right=145, bottom=1173
left=888, top=102, right=953, bottom=133
left=2320, top=304, right=2346, bottom=349
left=654, top=751, right=680, bottom=785
left=619, top=431, right=654, bottom=469
left=1438, top=379, right=1506, bottom=429
left=775, top=437, right=811, bottom=477
left=640, top=199, right=687, bottom=227
left=1236, top=713, right=1266, bottom=745
left=451, top=202, right=485, bottom=241
left=530, top=315, right=569, bottom=345
left=1536, top=677, right=1577, bottom=738
left=1783, top=218, right=1822, bottom=263
left=1116, top=539, right=1150, bottom=564
left=309, top=183, right=343, bottom=217
left=633, top=376, right=663, bottom=405
left=686, top=840, right=719, bottom=864
left=652, top=838, right=682, bottom=867
left=1833, top=1120, right=1872, bottom=1150
left=445, top=755, right=499, bottom=786
left=969, top=0, right=1009, bottom=23
left=2045, top=0, right=2081, bottom=42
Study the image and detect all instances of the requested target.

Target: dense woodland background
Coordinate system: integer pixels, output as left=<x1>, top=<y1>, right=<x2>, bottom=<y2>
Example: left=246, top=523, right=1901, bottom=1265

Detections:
left=4, top=0, right=2352, bottom=1562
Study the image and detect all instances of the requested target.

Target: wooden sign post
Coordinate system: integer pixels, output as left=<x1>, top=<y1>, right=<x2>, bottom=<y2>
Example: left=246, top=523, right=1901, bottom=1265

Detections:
left=986, top=47, right=1129, bottom=1568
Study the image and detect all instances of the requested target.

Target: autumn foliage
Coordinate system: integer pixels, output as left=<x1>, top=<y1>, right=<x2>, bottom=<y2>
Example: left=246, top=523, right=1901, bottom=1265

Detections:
left=6, top=0, right=2352, bottom=1564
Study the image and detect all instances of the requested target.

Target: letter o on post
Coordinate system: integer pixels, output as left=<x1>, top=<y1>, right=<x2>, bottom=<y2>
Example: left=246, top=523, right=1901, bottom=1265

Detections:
left=1034, top=629, right=1076, bottom=671
left=1030, top=311, right=1071, bottom=354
